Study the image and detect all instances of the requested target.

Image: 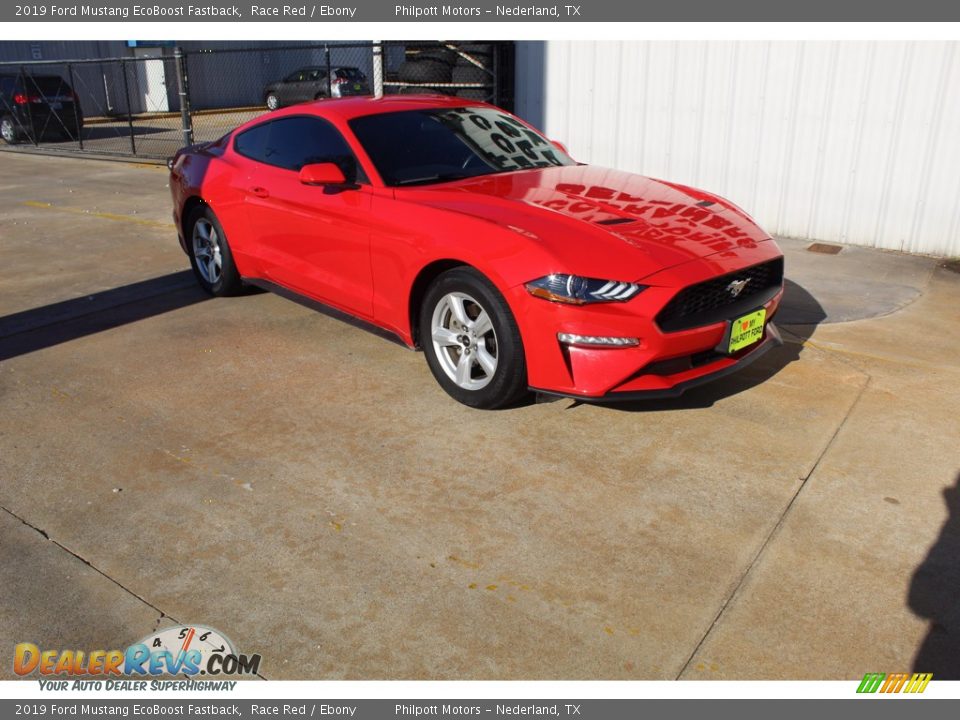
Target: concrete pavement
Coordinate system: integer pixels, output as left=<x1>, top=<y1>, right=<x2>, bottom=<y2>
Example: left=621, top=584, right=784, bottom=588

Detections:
left=1, top=153, right=957, bottom=680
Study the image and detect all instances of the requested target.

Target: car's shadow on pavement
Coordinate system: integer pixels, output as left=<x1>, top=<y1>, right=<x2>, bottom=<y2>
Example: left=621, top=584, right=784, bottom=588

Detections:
left=554, top=278, right=827, bottom=412
left=909, top=472, right=960, bottom=680
left=0, top=271, right=210, bottom=362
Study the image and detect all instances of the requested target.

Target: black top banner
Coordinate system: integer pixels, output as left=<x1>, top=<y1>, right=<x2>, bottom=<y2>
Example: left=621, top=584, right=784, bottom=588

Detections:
left=4, top=0, right=960, bottom=22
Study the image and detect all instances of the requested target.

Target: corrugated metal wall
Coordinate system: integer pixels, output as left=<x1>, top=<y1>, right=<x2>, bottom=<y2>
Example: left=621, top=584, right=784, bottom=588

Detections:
left=515, top=41, right=960, bottom=257
left=0, top=40, right=130, bottom=64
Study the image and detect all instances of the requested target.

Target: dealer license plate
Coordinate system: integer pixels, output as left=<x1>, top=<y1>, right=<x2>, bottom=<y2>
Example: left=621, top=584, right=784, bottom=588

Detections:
left=727, top=309, right=766, bottom=353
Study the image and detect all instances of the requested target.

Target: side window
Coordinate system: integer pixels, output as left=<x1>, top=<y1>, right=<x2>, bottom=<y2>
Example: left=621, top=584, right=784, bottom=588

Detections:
left=234, top=122, right=271, bottom=164
left=265, top=117, right=364, bottom=181
left=235, top=117, right=367, bottom=183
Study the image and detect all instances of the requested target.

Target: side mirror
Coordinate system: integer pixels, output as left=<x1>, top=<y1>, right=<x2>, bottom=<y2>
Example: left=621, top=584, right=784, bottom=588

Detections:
left=551, top=139, right=569, bottom=155
left=299, top=162, right=346, bottom=186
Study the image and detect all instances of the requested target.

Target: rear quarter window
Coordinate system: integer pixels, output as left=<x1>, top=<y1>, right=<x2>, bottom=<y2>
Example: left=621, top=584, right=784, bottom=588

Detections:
left=234, top=122, right=270, bottom=163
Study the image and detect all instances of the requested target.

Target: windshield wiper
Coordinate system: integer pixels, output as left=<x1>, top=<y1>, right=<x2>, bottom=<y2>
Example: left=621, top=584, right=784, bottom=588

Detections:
left=394, top=172, right=485, bottom=187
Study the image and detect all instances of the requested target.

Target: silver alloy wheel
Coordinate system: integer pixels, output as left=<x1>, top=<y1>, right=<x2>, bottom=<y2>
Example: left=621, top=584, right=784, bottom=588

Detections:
left=192, top=218, right=223, bottom=285
left=266, top=94, right=279, bottom=110
left=1, top=117, right=15, bottom=143
left=431, top=291, right=498, bottom=391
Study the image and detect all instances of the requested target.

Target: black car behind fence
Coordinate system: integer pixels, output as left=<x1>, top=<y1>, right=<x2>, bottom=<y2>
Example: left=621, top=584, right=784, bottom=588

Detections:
left=0, top=41, right=514, bottom=161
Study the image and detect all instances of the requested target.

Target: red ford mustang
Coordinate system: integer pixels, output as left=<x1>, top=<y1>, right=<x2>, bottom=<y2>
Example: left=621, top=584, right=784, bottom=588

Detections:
left=169, top=95, right=784, bottom=409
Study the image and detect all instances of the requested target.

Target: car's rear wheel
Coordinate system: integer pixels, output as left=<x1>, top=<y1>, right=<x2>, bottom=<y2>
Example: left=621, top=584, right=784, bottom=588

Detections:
left=420, top=267, right=528, bottom=409
left=265, top=93, right=280, bottom=111
left=187, top=206, right=243, bottom=296
left=1, top=115, right=21, bottom=144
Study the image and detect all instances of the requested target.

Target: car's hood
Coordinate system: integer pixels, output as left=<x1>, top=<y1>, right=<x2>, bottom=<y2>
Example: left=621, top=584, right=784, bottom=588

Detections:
left=397, top=165, right=775, bottom=281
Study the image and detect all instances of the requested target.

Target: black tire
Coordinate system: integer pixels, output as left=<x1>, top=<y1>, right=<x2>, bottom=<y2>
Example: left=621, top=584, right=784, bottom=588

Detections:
left=452, top=65, right=491, bottom=84
left=455, top=53, right=492, bottom=70
left=398, top=59, right=452, bottom=84
left=185, top=205, right=244, bottom=297
left=420, top=267, right=528, bottom=409
left=455, top=89, right=490, bottom=101
left=405, top=43, right=456, bottom=62
left=0, top=115, right=21, bottom=145
left=453, top=42, right=494, bottom=55
left=412, top=48, right=458, bottom=65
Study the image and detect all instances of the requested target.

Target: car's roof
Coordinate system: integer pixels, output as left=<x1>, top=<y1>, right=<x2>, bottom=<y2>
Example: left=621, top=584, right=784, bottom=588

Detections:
left=265, top=94, right=489, bottom=123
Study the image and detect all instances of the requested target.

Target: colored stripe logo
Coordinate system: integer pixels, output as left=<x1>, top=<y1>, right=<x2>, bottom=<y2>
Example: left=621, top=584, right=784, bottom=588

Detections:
left=857, top=672, right=932, bottom=694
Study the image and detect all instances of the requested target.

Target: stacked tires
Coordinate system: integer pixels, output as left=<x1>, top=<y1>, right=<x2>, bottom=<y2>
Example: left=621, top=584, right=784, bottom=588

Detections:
left=396, top=43, right=493, bottom=101
left=451, top=43, right=493, bottom=101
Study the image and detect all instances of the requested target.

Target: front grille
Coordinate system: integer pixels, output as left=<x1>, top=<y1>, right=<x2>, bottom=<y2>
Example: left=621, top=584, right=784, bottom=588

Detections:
left=656, top=257, right=784, bottom=332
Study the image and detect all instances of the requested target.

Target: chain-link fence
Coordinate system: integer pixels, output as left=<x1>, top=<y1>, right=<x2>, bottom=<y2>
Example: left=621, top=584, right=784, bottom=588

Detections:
left=0, top=55, right=187, bottom=157
left=0, top=41, right=512, bottom=161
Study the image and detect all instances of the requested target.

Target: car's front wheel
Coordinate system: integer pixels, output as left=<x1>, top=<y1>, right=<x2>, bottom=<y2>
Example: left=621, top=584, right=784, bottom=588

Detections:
left=265, top=93, right=280, bottom=111
left=420, top=267, right=528, bottom=409
left=186, top=205, right=244, bottom=296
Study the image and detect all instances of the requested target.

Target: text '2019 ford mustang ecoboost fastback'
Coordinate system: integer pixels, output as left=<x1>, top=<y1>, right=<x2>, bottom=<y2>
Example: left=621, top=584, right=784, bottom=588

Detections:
left=169, top=95, right=784, bottom=409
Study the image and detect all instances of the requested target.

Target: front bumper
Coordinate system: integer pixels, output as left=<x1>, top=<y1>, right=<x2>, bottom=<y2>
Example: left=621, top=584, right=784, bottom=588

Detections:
left=511, top=255, right=786, bottom=400
left=532, top=321, right=782, bottom=401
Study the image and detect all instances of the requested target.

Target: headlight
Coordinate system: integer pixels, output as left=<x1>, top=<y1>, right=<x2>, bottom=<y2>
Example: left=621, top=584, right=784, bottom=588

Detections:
left=524, top=274, right=646, bottom=305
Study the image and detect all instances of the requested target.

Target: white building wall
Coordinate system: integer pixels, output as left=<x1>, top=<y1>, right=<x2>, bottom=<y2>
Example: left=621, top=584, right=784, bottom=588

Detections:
left=515, top=41, right=960, bottom=257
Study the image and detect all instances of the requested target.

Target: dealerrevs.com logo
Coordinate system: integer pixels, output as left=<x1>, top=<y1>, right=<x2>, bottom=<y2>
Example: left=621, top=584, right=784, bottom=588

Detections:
left=14, top=625, right=261, bottom=686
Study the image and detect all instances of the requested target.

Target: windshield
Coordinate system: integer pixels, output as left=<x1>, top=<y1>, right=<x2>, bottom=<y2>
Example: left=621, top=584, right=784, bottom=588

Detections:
left=349, top=107, right=575, bottom=187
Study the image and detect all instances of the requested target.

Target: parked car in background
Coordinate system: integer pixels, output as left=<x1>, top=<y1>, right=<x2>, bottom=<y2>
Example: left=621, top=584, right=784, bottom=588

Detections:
left=263, top=66, right=370, bottom=110
left=0, top=73, right=83, bottom=145
left=169, top=95, right=785, bottom=409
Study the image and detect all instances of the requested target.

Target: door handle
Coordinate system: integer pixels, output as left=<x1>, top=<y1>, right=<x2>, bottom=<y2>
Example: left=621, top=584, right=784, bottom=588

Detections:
left=249, top=186, right=270, bottom=198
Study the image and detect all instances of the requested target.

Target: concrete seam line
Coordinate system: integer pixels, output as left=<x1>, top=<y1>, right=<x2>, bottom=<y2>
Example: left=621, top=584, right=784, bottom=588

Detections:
left=674, top=374, right=873, bottom=680
left=0, top=147, right=167, bottom=166
left=0, top=504, right=271, bottom=681
left=780, top=326, right=957, bottom=375
left=0, top=503, right=175, bottom=621
left=803, top=338, right=960, bottom=375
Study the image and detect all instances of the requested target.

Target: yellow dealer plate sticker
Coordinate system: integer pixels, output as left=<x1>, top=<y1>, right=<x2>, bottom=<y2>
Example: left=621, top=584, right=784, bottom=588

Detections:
left=728, top=309, right=766, bottom=353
